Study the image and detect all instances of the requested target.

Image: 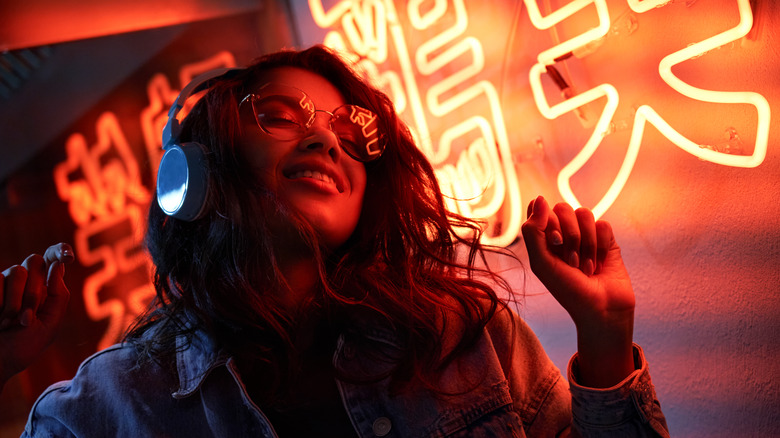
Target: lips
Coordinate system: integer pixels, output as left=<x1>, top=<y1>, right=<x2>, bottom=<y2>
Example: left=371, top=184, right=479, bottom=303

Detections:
left=284, top=161, right=345, bottom=193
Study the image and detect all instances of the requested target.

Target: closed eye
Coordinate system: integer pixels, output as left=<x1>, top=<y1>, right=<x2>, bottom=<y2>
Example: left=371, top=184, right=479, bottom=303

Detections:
left=258, top=110, right=304, bottom=129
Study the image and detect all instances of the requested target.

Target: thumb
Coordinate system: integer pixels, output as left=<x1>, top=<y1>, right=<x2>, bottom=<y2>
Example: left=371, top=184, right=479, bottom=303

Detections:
left=40, top=261, right=71, bottom=329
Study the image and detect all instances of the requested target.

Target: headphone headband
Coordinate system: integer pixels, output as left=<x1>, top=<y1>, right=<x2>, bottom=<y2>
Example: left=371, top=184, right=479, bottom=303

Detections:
left=162, top=67, right=244, bottom=150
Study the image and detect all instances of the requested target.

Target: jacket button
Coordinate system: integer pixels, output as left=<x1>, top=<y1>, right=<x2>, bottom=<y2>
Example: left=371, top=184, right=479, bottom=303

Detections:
left=372, top=417, right=392, bottom=436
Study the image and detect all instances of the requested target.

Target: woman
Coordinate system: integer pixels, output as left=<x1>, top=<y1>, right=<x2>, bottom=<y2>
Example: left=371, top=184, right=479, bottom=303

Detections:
left=2, top=45, right=668, bottom=437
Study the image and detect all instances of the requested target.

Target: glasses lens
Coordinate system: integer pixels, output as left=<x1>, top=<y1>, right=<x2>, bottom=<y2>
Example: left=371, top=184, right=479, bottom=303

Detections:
left=332, top=105, right=384, bottom=162
left=251, top=90, right=313, bottom=140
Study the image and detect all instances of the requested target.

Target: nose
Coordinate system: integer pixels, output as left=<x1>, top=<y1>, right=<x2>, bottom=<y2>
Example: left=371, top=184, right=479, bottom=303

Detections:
left=299, top=113, right=342, bottom=161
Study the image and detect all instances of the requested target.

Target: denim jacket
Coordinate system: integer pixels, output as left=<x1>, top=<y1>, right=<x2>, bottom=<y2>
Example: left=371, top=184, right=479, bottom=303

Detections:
left=24, top=307, right=668, bottom=437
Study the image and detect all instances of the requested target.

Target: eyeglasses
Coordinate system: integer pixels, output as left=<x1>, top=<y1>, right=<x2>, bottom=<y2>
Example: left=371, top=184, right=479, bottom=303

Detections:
left=239, top=83, right=385, bottom=162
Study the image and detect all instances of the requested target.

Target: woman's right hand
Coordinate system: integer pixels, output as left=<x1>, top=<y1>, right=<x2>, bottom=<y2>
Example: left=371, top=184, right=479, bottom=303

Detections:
left=521, top=196, right=635, bottom=387
left=0, top=243, right=74, bottom=389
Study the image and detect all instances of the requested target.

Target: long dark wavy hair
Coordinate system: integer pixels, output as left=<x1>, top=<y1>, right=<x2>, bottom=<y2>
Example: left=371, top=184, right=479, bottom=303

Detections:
left=127, top=45, right=519, bottom=402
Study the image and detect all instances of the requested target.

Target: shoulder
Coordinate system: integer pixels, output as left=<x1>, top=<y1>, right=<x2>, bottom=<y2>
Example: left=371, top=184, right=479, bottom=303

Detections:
left=484, top=302, right=541, bottom=351
left=483, top=302, right=564, bottom=384
left=437, top=294, right=558, bottom=383
left=432, top=299, right=572, bottom=433
left=42, top=343, right=150, bottom=393
left=72, top=341, right=176, bottom=388
left=478, top=303, right=546, bottom=367
left=31, top=341, right=174, bottom=403
left=26, top=342, right=177, bottom=436
left=480, top=303, right=573, bottom=433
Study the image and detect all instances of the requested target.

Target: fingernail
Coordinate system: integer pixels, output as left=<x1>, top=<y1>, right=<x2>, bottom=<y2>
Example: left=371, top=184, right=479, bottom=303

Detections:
left=60, top=246, right=75, bottom=263
left=583, top=258, right=594, bottom=276
left=20, top=309, right=33, bottom=327
left=551, top=231, right=563, bottom=246
left=568, top=251, right=579, bottom=268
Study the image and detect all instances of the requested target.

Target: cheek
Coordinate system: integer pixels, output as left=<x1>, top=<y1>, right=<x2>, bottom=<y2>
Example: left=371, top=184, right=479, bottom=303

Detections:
left=236, top=140, right=279, bottom=184
left=349, top=163, right=368, bottom=200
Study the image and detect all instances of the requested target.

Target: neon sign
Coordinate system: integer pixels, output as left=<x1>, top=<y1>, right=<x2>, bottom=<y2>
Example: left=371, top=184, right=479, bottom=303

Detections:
left=309, top=0, right=770, bottom=227
left=528, top=0, right=769, bottom=218
left=309, top=0, right=523, bottom=247
left=54, top=52, right=236, bottom=349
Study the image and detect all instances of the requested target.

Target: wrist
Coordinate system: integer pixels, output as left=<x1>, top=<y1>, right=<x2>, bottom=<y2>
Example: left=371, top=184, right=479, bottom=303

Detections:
left=574, top=313, right=635, bottom=388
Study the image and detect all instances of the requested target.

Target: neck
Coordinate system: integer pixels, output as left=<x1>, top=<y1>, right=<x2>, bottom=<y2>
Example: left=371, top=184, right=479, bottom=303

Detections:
left=276, top=251, right=319, bottom=314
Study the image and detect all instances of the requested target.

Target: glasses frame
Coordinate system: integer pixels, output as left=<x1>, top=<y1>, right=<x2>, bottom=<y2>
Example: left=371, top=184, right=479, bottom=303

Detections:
left=239, top=83, right=385, bottom=162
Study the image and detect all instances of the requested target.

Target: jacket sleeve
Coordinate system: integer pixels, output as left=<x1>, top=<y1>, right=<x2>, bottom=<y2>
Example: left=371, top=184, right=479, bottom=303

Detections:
left=566, top=344, right=670, bottom=438
left=490, top=307, right=669, bottom=437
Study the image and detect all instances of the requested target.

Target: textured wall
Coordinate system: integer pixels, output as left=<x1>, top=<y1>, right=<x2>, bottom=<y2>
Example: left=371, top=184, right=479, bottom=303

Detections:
left=504, top=2, right=780, bottom=436
left=514, top=147, right=780, bottom=437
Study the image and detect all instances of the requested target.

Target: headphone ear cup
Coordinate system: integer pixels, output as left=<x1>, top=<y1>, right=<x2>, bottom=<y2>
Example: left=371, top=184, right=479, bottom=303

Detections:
left=156, top=142, right=209, bottom=221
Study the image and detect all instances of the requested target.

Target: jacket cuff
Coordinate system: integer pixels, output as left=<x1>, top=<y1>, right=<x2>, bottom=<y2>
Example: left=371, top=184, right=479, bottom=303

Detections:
left=567, top=343, right=662, bottom=431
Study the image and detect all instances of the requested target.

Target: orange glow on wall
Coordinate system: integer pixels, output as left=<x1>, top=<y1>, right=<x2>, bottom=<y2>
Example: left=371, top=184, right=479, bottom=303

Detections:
left=53, top=52, right=236, bottom=349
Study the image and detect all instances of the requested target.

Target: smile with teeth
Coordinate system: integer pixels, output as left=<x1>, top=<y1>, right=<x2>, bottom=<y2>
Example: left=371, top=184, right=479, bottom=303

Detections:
left=288, top=169, right=341, bottom=191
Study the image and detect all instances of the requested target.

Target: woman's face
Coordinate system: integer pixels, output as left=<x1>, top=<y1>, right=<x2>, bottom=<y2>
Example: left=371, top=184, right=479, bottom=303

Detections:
left=236, top=67, right=367, bottom=249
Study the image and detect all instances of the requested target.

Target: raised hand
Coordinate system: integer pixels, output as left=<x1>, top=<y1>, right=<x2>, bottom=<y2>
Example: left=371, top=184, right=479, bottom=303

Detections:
left=522, top=196, right=635, bottom=387
left=0, top=243, right=74, bottom=390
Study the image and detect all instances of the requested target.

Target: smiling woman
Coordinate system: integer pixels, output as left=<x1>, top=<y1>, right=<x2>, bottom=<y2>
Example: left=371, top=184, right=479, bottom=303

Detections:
left=1, top=45, right=669, bottom=437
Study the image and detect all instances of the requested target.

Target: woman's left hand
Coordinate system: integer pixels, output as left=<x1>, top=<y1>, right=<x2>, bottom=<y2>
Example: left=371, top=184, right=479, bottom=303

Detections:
left=521, top=196, right=635, bottom=387
left=0, top=243, right=73, bottom=392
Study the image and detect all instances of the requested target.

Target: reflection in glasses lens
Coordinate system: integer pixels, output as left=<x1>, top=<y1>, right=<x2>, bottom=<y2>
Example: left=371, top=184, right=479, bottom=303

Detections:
left=241, top=84, right=385, bottom=162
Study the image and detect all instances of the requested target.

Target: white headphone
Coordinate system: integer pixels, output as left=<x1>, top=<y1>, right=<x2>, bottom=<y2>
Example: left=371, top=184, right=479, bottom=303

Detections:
left=156, top=67, right=243, bottom=221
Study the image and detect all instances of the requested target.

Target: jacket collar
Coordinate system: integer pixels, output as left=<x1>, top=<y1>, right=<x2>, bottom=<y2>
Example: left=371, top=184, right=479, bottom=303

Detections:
left=170, top=317, right=230, bottom=399
left=168, top=307, right=405, bottom=398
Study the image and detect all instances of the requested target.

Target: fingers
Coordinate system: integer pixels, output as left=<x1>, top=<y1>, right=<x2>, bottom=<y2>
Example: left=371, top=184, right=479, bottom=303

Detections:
left=21, top=254, right=47, bottom=327
left=575, top=208, right=597, bottom=276
left=595, top=220, right=616, bottom=274
left=39, top=243, right=74, bottom=329
left=523, top=196, right=600, bottom=276
left=39, top=261, right=70, bottom=330
left=1, top=243, right=74, bottom=330
left=522, top=196, right=564, bottom=282
left=522, top=196, right=552, bottom=264
left=43, top=243, right=75, bottom=267
left=0, top=265, right=27, bottom=329
left=552, top=203, right=580, bottom=269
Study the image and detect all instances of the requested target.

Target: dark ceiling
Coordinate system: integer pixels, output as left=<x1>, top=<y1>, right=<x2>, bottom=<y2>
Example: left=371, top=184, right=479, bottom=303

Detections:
left=0, top=0, right=272, bottom=181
